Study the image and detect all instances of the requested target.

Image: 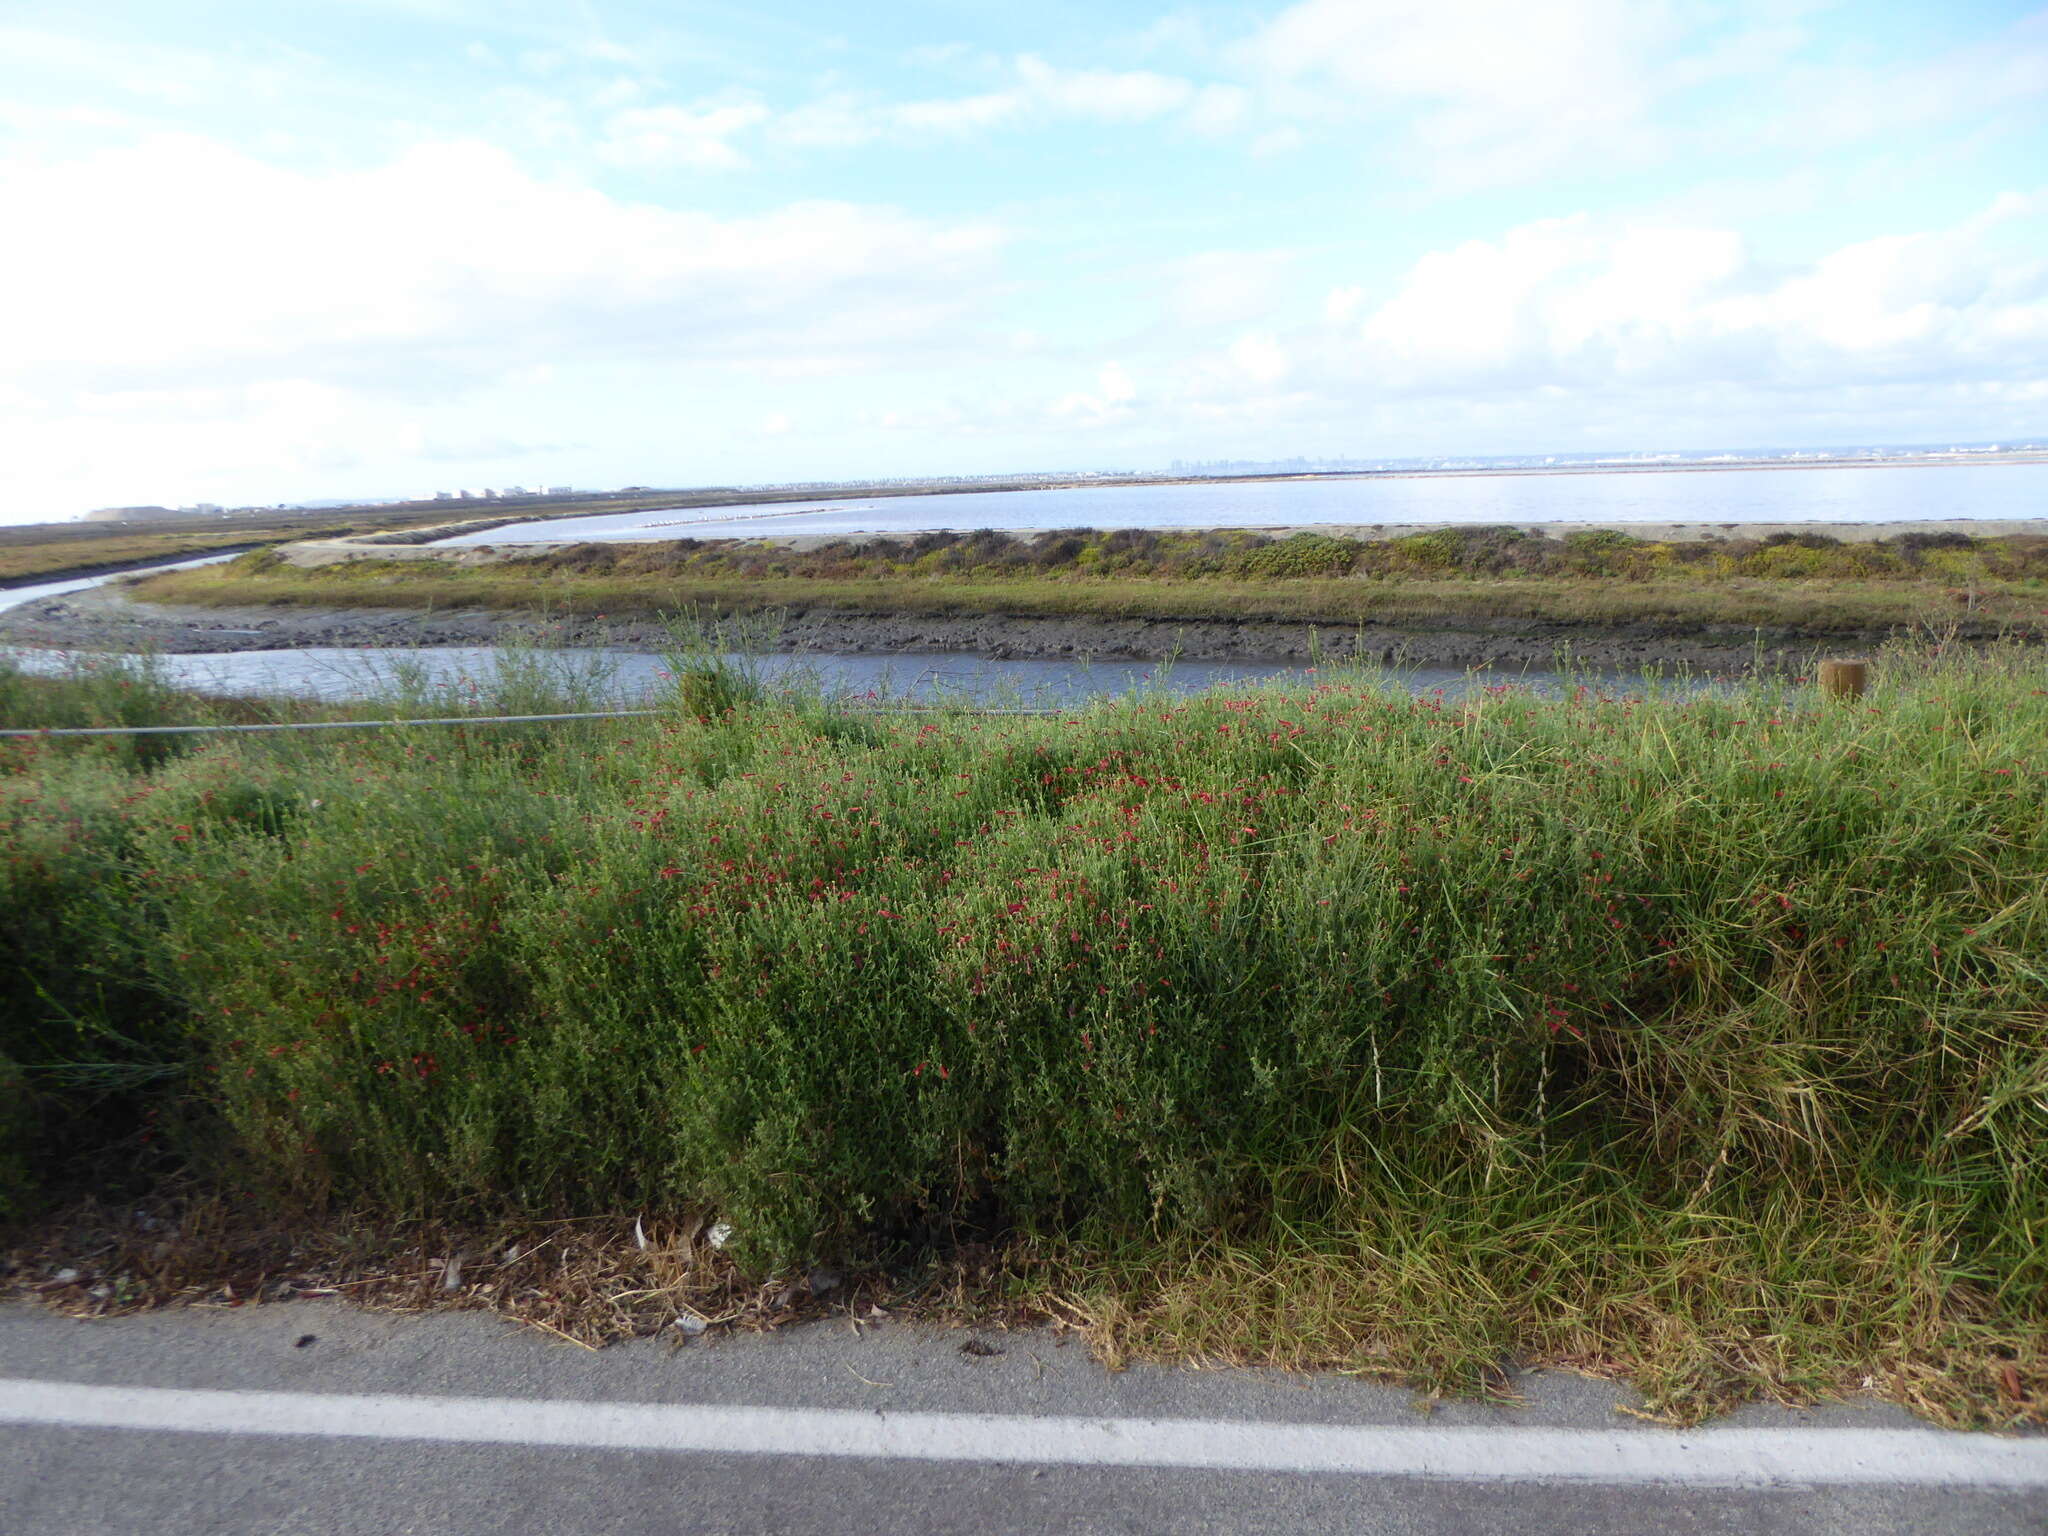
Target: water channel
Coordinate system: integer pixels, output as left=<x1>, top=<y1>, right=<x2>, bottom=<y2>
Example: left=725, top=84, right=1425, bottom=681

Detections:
left=2, top=559, right=1675, bottom=708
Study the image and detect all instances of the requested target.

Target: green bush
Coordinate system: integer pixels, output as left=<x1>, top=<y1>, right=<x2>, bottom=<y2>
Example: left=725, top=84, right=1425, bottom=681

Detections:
left=1385, top=529, right=1465, bottom=572
left=3, top=645, right=2044, bottom=1417
left=0, top=750, right=185, bottom=1212
left=1228, top=532, right=1362, bottom=579
left=0, top=647, right=644, bottom=1216
left=0, top=1048, right=32, bottom=1220
left=2, top=646, right=2040, bottom=1277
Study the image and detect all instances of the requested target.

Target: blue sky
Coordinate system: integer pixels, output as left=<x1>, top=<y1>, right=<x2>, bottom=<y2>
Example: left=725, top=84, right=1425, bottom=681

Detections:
left=1, top=1, right=2044, bottom=518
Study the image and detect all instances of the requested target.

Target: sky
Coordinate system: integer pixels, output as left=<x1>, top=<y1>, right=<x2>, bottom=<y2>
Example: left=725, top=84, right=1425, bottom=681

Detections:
left=1, top=1, right=2044, bottom=521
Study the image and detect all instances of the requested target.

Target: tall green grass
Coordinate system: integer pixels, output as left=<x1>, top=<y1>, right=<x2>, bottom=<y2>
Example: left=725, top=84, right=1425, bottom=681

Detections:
left=2, top=642, right=2044, bottom=1417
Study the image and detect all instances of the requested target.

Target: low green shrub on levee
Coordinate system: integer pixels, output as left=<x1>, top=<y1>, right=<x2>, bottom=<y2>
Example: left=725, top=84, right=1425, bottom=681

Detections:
left=136, top=525, right=2048, bottom=636
left=498, top=524, right=2048, bottom=585
left=2, top=643, right=2044, bottom=1417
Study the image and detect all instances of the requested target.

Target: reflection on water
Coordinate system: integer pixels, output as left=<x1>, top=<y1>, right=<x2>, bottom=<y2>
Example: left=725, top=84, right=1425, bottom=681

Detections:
left=3, top=642, right=1703, bottom=709
left=439, top=462, right=2048, bottom=545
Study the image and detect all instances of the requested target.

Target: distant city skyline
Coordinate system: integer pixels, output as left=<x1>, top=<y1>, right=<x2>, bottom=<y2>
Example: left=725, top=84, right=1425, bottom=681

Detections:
left=3, top=1, right=2045, bottom=524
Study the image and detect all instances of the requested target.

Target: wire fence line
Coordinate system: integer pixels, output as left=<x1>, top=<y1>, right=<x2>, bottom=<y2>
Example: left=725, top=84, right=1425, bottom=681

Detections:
left=0, top=710, right=664, bottom=738
left=0, top=704, right=1068, bottom=738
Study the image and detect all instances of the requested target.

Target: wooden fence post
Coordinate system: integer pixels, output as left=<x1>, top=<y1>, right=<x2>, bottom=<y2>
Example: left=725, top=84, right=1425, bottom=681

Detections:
left=1818, top=658, right=1868, bottom=700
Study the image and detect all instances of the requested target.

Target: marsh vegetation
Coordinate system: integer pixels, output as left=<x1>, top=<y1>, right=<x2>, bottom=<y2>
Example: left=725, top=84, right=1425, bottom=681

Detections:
left=3, top=637, right=2043, bottom=1423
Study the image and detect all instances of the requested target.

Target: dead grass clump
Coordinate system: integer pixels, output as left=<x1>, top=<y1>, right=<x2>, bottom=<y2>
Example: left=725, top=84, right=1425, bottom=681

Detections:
left=1, top=1185, right=979, bottom=1350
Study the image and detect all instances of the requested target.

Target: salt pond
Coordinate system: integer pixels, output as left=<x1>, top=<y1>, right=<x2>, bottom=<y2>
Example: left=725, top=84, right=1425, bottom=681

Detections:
left=438, top=461, right=2048, bottom=545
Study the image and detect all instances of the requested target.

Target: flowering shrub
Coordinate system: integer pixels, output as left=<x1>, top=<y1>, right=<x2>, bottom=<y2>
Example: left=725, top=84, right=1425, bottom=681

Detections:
left=2, top=645, right=2044, bottom=1397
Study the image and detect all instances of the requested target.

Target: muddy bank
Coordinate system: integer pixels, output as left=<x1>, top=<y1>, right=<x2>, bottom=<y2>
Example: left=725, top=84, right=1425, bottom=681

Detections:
left=763, top=608, right=1896, bottom=672
left=0, top=583, right=1953, bottom=673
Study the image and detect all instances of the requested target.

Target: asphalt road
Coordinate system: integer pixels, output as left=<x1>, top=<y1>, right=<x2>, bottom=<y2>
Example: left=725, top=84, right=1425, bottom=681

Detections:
left=1, top=1304, right=2041, bottom=1535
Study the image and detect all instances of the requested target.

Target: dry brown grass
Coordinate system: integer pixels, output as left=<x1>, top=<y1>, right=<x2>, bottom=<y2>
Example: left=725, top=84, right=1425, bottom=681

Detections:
left=1044, top=1223, right=2048, bottom=1429
left=0, top=1184, right=1018, bottom=1350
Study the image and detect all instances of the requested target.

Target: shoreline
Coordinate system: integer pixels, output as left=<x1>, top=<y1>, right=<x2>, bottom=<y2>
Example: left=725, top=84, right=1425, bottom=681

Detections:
left=302, top=516, right=2048, bottom=567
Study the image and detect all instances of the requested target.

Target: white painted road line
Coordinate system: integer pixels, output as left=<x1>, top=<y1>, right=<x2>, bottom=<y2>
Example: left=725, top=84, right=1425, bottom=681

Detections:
left=3, top=1379, right=2045, bottom=1488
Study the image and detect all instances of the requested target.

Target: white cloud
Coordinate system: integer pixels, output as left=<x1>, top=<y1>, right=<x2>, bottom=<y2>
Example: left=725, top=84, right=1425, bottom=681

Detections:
left=581, top=38, right=642, bottom=66
left=1350, top=201, right=2048, bottom=392
left=1051, top=362, right=1139, bottom=424
left=1041, top=198, right=2048, bottom=460
left=1011, top=54, right=1195, bottom=121
left=1164, top=250, right=1299, bottom=328
left=1223, top=1, right=2048, bottom=187
left=902, top=42, right=982, bottom=70
left=0, top=24, right=305, bottom=110
left=1249, top=126, right=1303, bottom=158
left=557, top=7, right=2046, bottom=178
left=0, top=136, right=1004, bottom=391
left=764, top=53, right=1240, bottom=149
left=1187, top=84, right=1251, bottom=134
left=1228, top=332, right=1290, bottom=385
left=1323, top=286, right=1366, bottom=323
left=1238, top=0, right=1685, bottom=181
left=1225, top=0, right=1859, bottom=185
left=890, top=91, right=1023, bottom=136
left=596, top=100, right=770, bottom=169
left=1748, top=11, right=2048, bottom=153
left=590, top=76, right=646, bottom=110
left=771, top=93, right=891, bottom=148
left=0, top=135, right=1008, bottom=516
left=0, top=380, right=414, bottom=518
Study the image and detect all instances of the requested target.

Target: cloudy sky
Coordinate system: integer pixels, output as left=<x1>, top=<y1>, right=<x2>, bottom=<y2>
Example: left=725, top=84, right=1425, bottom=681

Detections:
left=2, top=1, right=2044, bottom=520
